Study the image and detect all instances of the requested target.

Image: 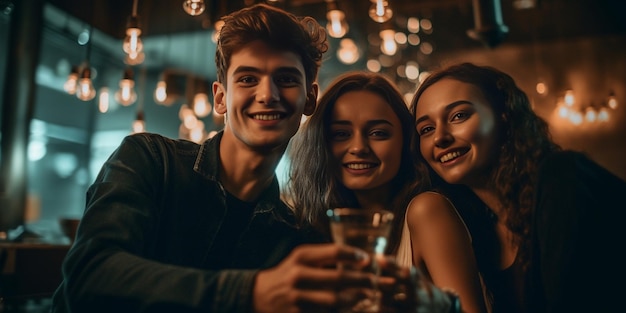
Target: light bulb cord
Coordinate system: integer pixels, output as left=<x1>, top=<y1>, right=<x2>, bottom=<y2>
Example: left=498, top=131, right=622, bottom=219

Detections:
left=132, top=0, right=139, bottom=17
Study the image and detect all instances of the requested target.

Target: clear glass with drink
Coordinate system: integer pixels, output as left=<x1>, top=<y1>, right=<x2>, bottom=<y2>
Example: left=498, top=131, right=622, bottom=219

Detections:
left=327, top=208, right=394, bottom=313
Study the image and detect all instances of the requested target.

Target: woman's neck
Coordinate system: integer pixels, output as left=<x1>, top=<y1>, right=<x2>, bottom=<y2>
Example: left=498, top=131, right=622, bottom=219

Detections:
left=353, top=185, right=391, bottom=210
left=471, top=187, right=505, bottom=219
left=471, top=187, right=519, bottom=269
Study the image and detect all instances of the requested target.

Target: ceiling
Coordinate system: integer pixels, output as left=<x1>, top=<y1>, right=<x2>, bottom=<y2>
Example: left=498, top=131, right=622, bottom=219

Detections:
left=46, top=0, right=626, bottom=51
left=39, top=0, right=626, bottom=92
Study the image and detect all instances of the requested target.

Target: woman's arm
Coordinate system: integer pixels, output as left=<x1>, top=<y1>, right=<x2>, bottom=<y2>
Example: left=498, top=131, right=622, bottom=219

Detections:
left=406, top=191, right=488, bottom=313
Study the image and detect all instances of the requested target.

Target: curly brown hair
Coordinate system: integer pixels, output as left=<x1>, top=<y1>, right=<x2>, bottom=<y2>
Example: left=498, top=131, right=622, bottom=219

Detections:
left=409, top=62, right=561, bottom=268
left=215, top=3, right=328, bottom=90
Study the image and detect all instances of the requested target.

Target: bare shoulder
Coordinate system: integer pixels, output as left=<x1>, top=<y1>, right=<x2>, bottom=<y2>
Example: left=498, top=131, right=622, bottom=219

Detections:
left=406, top=191, right=457, bottom=219
left=406, top=191, right=471, bottom=240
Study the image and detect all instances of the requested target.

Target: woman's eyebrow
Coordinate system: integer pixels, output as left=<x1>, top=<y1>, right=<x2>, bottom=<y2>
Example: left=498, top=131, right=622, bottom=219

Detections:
left=415, top=100, right=473, bottom=124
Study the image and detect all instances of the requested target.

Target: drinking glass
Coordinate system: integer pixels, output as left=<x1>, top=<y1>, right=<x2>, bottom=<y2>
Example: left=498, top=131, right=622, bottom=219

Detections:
left=327, top=208, right=394, bottom=313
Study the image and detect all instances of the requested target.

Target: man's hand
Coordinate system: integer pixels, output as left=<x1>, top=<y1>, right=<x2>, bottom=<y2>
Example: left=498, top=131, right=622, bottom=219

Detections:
left=253, top=243, right=372, bottom=313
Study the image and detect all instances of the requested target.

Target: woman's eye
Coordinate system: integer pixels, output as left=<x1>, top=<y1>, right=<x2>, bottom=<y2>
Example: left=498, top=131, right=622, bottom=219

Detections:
left=331, top=130, right=350, bottom=140
left=418, top=126, right=434, bottom=136
left=451, top=111, right=469, bottom=121
left=370, top=130, right=390, bottom=138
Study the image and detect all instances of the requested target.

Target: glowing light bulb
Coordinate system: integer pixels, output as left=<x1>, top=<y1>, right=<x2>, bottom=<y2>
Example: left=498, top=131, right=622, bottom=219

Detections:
left=379, top=29, right=397, bottom=55
left=123, top=26, right=143, bottom=55
left=337, top=38, right=359, bottom=65
left=608, top=94, right=618, bottom=109
left=99, top=87, right=110, bottom=113
left=326, top=9, right=348, bottom=38
left=155, top=80, right=168, bottom=104
left=598, top=107, right=609, bottom=121
left=536, top=82, right=547, bottom=95
left=184, top=113, right=198, bottom=129
left=189, top=120, right=206, bottom=143
left=183, top=0, right=205, bottom=16
left=64, top=66, right=79, bottom=95
left=584, top=106, right=597, bottom=122
left=564, top=90, right=575, bottom=107
left=115, top=69, right=137, bottom=106
left=125, top=50, right=145, bottom=65
left=76, top=67, right=96, bottom=101
left=132, top=111, right=145, bottom=134
left=369, top=0, right=393, bottom=23
left=193, top=93, right=212, bottom=118
left=569, top=110, right=583, bottom=125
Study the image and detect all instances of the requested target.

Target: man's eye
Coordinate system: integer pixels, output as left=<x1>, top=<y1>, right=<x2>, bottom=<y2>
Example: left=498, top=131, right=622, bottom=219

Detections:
left=275, top=75, right=300, bottom=85
left=238, top=76, right=257, bottom=84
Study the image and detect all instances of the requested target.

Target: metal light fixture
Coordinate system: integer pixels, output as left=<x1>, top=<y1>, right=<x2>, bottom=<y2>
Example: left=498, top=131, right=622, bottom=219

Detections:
left=183, top=0, right=205, bottom=16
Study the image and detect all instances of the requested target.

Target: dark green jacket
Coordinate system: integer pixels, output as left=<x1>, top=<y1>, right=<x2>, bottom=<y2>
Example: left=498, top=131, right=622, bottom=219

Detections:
left=51, top=131, right=307, bottom=312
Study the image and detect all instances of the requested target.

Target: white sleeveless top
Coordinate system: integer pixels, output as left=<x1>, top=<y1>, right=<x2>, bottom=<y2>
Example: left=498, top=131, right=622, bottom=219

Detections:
left=395, top=191, right=471, bottom=268
left=396, top=208, right=414, bottom=268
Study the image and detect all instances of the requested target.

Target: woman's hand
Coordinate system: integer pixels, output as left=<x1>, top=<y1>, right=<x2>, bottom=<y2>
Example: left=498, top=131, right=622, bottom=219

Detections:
left=378, top=255, right=460, bottom=313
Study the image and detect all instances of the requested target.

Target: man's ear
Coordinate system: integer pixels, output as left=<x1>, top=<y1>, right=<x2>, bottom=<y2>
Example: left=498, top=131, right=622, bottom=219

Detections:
left=212, top=81, right=227, bottom=115
left=303, top=83, right=318, bottom=116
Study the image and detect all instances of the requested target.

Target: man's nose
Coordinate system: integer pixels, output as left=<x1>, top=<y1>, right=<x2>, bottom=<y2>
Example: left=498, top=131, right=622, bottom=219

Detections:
left=256, top=78, right=280, bottom=105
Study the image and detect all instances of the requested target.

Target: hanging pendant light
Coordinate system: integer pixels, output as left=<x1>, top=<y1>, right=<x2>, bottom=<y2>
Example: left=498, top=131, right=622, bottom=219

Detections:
left=123, top=0, right=144, bottom=64
left=76, top=66, right=96, bottom=101
left=369, top=0, right=393, bottom=23
left=325, top=0, right=348, bottom=38
left=132, top=110, right=146, bottom=133
left=64, top=65, right=80, bottom=95
left=115, top=68, right=137, bottom=106
left=76, top=25, right=96, bottom=101
left=191, top=78, right=211, bottom=118
left=183, top=0, right=206, bottom=16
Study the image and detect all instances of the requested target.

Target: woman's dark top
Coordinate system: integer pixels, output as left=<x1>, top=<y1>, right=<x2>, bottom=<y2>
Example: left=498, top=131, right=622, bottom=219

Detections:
left=526, top=150, right=626, bottom=313
left=439, top=150, right=626, bottom=313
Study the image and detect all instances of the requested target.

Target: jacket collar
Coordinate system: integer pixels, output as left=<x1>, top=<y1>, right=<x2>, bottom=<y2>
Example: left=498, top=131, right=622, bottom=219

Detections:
left=191, top=130, right=293, bottom=223
left=193, top=130, right=223, bottom=181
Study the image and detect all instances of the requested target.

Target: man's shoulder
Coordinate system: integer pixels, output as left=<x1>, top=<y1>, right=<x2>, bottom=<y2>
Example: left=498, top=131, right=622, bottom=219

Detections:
left=120, top=132, right=207, bottom=155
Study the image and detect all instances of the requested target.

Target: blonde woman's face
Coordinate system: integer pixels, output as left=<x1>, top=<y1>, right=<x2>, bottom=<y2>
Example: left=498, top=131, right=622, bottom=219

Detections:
left=329, top=90, right=404, bottom=195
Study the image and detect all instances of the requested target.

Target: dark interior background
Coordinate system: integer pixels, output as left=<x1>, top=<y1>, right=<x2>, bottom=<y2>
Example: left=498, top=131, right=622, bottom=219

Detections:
left=0, top=0, right=624, bottom=241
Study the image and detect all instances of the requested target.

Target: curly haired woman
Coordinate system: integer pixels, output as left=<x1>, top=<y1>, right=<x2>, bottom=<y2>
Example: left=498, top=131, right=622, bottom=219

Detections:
left=410, top=62, right=626, bottom=313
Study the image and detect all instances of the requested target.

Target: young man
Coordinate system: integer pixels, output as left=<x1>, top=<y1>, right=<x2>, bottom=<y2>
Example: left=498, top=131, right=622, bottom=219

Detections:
left=50, top=4, right=370, bottom=313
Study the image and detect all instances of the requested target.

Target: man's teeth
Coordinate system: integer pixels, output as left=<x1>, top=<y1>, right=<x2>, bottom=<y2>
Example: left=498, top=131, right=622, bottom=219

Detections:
left=253, top=114, right=281, bottom=120
left=440, top=151, right=462, bottom=163
left=346, top=163, right=374, bottom=170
